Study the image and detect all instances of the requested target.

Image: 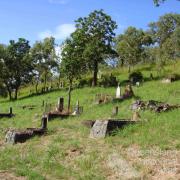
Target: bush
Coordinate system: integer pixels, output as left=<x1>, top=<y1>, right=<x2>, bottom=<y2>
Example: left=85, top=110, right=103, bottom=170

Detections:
left=98, top=74, right=117, bottom=87
left=0, top=83, right=8, bottom=97
left=76, top=77, right=93, bottom=88
left=129, top=71, right=143, bottom=85
left=166, top=73, right=180, bottom=81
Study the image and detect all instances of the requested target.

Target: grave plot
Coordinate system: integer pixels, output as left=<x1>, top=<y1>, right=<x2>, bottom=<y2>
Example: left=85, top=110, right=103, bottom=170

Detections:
left=161, top=74, right=180, bottom=84
left=5, top=115, right=48, bottom=144
left=94, top=85, right=135, bottom=105
left=94, top=94, right=113, bottom=104
left=0, top=107, right=14, bottom=118
left=113, top=84, right=135, bottom=102
left=45, top=97, right=83, bottom=120
left=83, top=119, right=137, bottom=138
left=131, top=100, right=180, bottom=113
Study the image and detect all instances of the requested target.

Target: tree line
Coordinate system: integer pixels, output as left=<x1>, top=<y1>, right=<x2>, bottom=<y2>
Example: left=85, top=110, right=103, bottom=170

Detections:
left=0, top=10, right=179, bottom=101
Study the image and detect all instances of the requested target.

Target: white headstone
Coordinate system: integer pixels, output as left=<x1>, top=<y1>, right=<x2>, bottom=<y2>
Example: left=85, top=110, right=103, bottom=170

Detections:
left=116, top=84, right=121, bottom=98
left=136, top=82, right=140, bottom=86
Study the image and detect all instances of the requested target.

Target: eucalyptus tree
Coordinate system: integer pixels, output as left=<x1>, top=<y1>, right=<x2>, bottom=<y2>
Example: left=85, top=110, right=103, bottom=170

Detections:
left=73, top=9, right=117, bottom=86
left=0, top=38, right=33, bottom=100
left=31, top=37, right=58, bottom=93
left=116, top=27, right=152, bottom=72
left=148, top=13, right=180, bottom=63
left=60, top=38, right=85, bottom=111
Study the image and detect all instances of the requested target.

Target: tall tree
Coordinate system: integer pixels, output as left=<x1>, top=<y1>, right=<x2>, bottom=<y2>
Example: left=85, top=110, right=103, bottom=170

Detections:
left=148, top=13, right=180, bottom=63
left=154, top=0, right=180, bottom=6
left=73, top=9, right=117, bottom=86
left=31, top=37, right=58, bottom=93
left=0, top=38, right=33, bottom=100
left=149, top=13, right=180, bottom=47
left=60, top=38, right=84, bottom=111
left=116, top=27, right=152, bottom=72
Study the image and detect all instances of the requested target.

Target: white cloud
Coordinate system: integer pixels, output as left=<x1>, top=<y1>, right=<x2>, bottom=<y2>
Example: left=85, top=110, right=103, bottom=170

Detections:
left=38, top=24, right=75, bottom=40
left=48, top=0, right=68, bottom=5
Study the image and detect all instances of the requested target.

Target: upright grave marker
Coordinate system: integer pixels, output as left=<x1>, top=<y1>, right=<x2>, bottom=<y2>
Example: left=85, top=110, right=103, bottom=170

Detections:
left=116, top=84, right=121, bottom=98
left=57, top=97, right=64, bottom=112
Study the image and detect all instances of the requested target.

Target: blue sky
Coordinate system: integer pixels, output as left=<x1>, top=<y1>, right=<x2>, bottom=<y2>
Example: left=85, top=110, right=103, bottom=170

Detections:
left=0, top=0, right=179, bottom=45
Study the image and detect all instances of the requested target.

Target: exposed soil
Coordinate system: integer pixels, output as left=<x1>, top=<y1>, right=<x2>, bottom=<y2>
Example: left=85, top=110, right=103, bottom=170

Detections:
left=0, top=171, right=26, bottom=180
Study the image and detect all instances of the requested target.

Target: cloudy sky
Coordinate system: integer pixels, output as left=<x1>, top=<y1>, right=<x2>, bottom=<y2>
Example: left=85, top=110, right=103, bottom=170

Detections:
left=0, top=0, right=179, bottom=45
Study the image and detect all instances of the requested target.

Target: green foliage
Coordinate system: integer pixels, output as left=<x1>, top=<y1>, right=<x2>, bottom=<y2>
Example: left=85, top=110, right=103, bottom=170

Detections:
left=129, top=71, right=143, bottom=84
left=99, top=74, right=117, bottom=87
left=166, top=73, right=180, bottom=81
left=72, top=9, right=118, bottom=86
left=0, top=62, right=179, bottom=179
left=76, top=77, right=93, bottom=88
left=154, top=0, right=166, bottom=6
left=154, top=0, right=180, bottom=6
left=0, top=38, right=33, bottom=100
left=116, top=27, right=152, bottom=69
left=31, top=37, right=58, bottom=92
left=0, top=83, right=7, bottom=97
left=61, top=38, right=84, bottom=83
left=148, top=13, right=180, bottom=63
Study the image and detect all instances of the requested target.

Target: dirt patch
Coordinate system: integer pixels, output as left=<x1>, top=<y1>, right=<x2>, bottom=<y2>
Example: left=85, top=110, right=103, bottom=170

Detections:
left=124, top=146, right=180, bottom=179
left=65, top=148, right=83, bottom=160
left=0, top=171, right=26, bottom=180
left=107, top=153, right=142, bottom=180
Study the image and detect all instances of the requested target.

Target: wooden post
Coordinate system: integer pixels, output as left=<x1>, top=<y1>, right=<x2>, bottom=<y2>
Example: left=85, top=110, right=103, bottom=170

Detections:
left=58, top=97, right=64, bottom=112
left=41, top=115, right=48, bottom=129
left=9, top=107, right=12, bottom=115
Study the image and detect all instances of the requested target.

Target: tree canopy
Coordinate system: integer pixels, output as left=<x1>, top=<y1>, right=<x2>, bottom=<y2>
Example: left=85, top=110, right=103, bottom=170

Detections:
left=0, top=38, right=33, bottom=100
left=115, top=27, right=152, bottom=71
left=72, top=9, right=117, bottom=86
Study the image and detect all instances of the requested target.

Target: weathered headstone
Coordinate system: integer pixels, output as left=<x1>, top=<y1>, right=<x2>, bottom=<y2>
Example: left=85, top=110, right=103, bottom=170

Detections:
left=41, top=115, right=48, bottom=129
left=131, top=111, right=141, bottom=121
left=150, top=73, right=154, bottom=80
left=89, top=120, right=109, bottom=138
left=57, top=97, right=64, bottom=112
left=9, top=107, right=12, bottom=115
left=136, top=82, right=140, bottom=86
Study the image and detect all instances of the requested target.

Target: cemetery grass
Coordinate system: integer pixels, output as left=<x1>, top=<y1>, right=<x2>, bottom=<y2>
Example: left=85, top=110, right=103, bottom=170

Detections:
left=0, top=63, right=179, bottom=179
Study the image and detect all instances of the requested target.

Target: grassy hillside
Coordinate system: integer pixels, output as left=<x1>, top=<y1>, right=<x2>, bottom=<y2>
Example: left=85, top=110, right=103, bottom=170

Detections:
left=0, top=62, right=179, bottom=179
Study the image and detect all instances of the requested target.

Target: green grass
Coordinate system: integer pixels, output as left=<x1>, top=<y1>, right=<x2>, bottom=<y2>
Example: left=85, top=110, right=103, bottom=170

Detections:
left=0, top=62, right=179, bottom=179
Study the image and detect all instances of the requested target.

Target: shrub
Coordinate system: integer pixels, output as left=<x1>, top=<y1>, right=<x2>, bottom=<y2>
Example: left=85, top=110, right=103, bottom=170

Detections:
left=98, top=74, right=117, bottom=87
left=76, top=77, right=93, bottom=88
left=0, top=83, right=8, bottom=97
left=129, top=71, right=143, bottom=85
left=166, top=73, right=180, bottom=81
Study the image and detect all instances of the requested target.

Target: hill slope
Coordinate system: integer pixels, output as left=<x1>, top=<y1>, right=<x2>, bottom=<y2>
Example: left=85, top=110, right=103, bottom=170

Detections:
left=0, top=63, right=179, bottom=179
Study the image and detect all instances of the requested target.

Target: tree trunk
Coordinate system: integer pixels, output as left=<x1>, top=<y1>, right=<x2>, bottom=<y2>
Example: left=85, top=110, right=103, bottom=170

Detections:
left=58, top=74, right=61, bottom=89
left=5, top=85, right=12, bottom=101
left=44, top=72, right=47, bottom=90
left=8, top=89, right=12, bottom=101
left=92, top=60, right=98, bottom=87
left=14, top=88, right=18, bottom=100
left=128, top=66, right=131, bottom=73
left=35, top=81, right=38, bottom=94
left=67, top=80, right=72, bottom=113
left=121, top=59, right=124, bottom=67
